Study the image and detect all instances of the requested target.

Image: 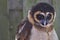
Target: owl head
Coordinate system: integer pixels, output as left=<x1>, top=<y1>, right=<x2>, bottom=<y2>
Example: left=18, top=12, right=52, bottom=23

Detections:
left=28, top=3, right=56, bottom=29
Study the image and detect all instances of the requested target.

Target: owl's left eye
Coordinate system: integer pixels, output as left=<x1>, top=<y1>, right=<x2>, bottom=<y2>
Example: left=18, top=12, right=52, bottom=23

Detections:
left=46, top=14, right=52, bottom=20
left=36, top=14, right=44, bottom=20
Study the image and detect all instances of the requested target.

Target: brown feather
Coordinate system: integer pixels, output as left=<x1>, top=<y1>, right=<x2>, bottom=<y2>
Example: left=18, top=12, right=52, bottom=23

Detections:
left=15, top=18, right=32, bottom=40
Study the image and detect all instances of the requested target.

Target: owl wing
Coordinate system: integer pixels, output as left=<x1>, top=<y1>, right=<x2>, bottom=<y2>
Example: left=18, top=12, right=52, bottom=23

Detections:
left=15, top=18, right=32, bottom=40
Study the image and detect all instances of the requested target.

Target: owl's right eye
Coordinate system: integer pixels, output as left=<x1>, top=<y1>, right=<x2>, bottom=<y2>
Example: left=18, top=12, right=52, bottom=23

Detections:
left=36, top=14, right=44, bottom=20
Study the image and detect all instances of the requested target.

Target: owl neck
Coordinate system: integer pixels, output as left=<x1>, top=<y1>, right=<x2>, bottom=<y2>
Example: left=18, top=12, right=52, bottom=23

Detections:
left=33, top=24, right=53, bottom=32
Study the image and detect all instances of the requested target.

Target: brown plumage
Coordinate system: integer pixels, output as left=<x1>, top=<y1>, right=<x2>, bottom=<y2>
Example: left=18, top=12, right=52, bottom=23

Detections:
left=15, top=18, right=32, bottom=40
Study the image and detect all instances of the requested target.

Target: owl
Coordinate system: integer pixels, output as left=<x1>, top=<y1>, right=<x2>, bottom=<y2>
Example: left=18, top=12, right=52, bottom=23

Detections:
left=15, top=3, right=59, bottom=40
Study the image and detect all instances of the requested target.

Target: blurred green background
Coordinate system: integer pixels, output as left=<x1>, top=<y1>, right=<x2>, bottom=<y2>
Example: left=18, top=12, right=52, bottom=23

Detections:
left=0, top=0, right=60, bottom=40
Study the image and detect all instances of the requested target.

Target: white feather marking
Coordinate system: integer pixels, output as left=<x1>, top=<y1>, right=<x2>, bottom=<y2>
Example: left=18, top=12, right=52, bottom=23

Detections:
left=15, top=23, right=26, bottom=40
left=19, top=22, right=26, bottom=33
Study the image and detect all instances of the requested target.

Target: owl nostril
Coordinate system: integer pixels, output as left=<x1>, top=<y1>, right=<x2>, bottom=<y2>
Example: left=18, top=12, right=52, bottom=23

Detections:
left=41, top=22, right=44, bottom=25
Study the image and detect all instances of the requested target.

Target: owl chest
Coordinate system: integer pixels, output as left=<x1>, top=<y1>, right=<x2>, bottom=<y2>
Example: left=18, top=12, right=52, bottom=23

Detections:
left=29, top=27, right=57, bottom=40
left=30, top=27, right=48, bottom=40
left=30, top=32, right=49, bottom=40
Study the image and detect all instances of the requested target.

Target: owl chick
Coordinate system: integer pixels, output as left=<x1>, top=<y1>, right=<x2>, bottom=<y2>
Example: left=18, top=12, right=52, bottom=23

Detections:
left=15, top=2, right=59, bottom=40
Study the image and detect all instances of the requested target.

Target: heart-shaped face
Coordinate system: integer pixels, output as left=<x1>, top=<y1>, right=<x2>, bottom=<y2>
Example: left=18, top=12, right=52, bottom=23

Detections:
left=28, top=3, right=55, bottom=28
left=34, top=11, right=55, bottom=27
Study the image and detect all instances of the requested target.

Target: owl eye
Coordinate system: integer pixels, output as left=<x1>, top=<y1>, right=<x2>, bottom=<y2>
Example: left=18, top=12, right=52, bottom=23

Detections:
left=46, top=14, right=52, bottom=20
left=36, top=14, right=44, bottom=20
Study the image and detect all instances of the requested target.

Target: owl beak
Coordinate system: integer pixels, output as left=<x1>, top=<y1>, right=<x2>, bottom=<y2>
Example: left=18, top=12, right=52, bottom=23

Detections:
left=40, top=20, right=48, bottom=26
left=44, top=21, right=47, bottom=26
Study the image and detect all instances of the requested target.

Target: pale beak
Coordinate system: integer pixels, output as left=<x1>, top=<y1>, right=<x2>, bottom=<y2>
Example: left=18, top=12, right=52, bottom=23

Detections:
left=40, top=20, right=48, bottom=27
